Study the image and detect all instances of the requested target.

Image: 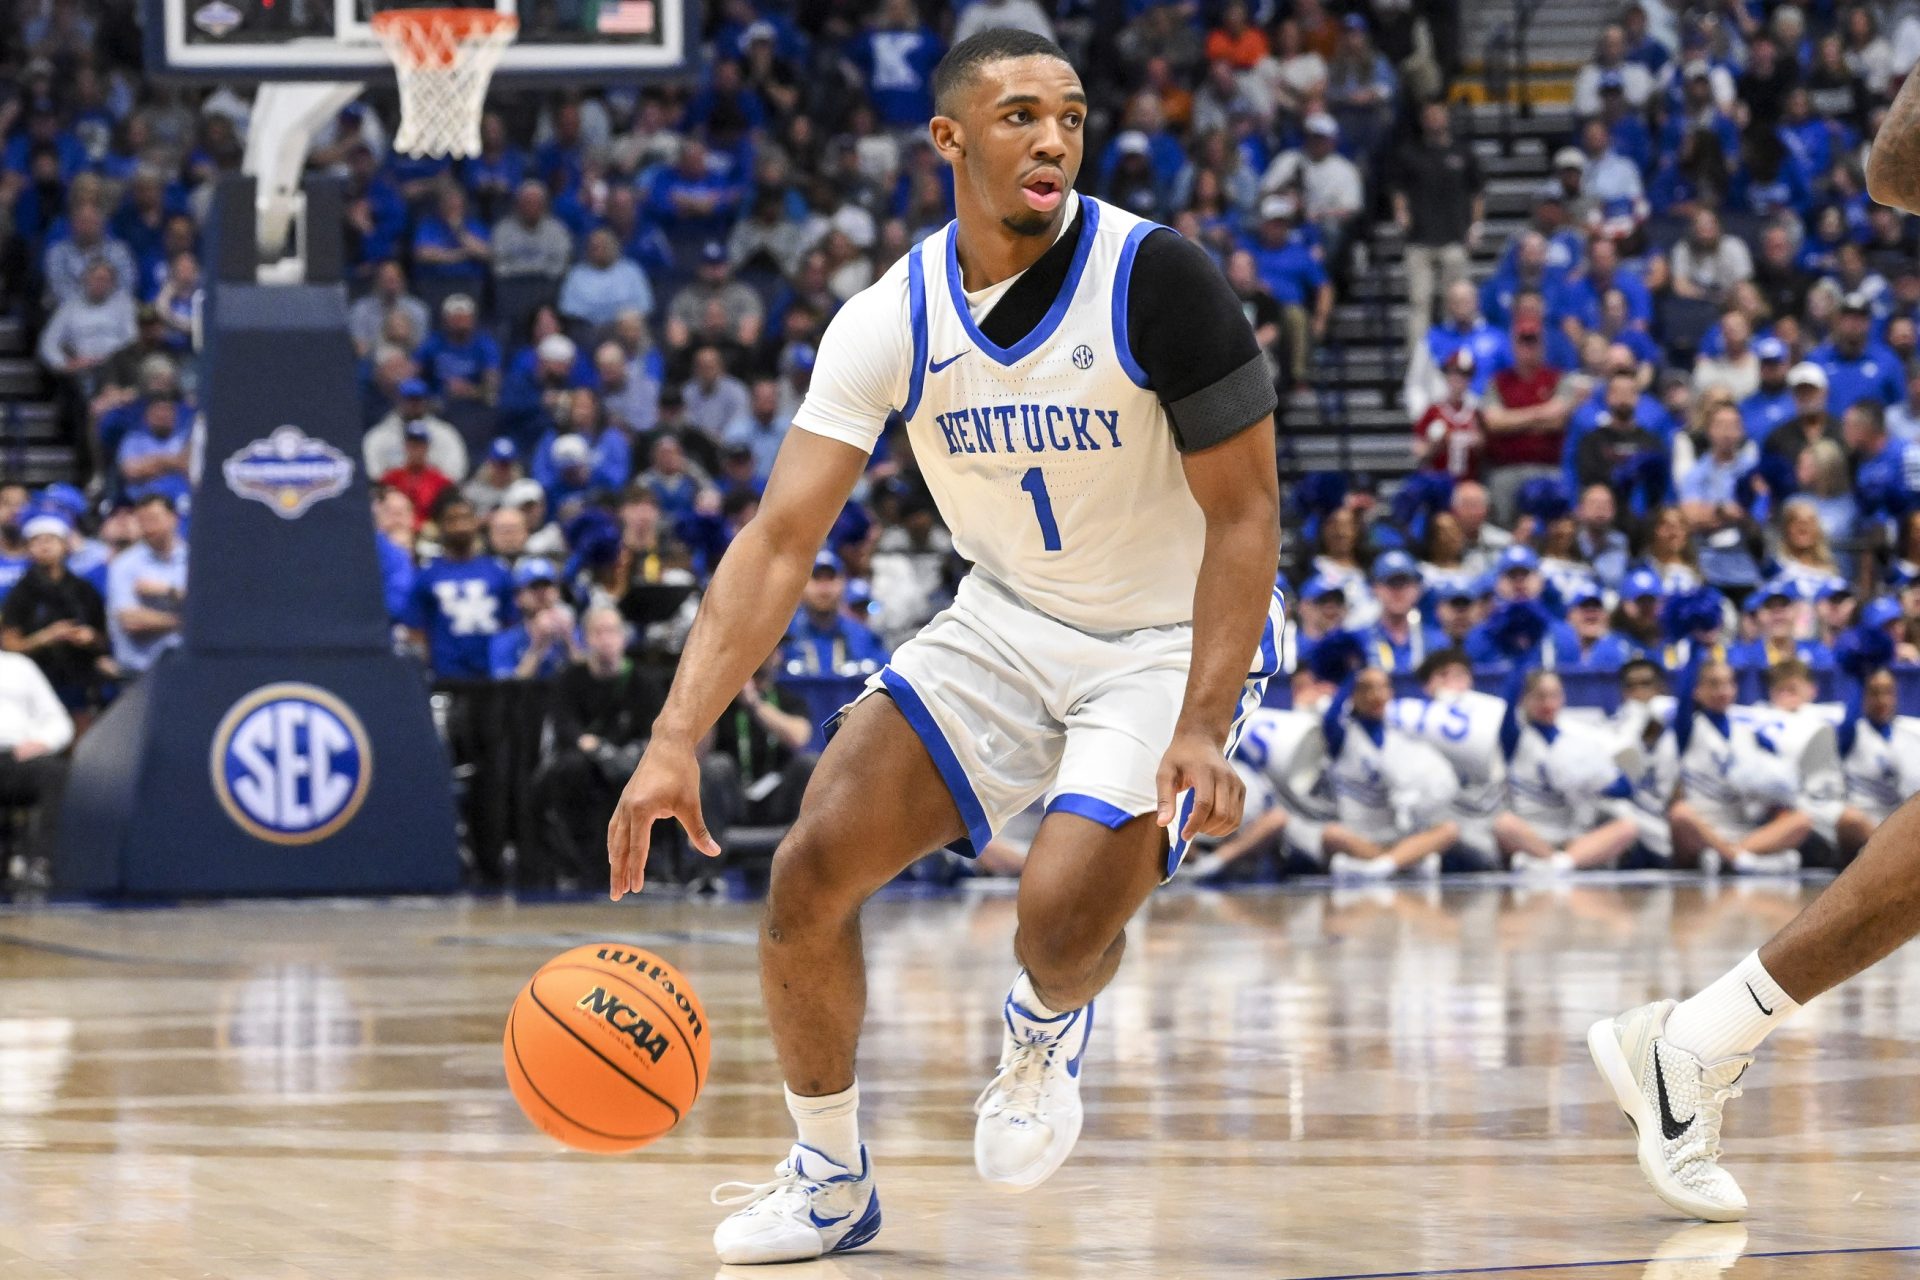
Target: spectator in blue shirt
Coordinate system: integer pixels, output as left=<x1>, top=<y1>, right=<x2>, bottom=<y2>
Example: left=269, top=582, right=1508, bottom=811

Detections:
left=105, top=495, right=188, bottom=674
left=1428, top=280, right=1511, bottom=395
left=1578, top=117, right=1645, bottom=207
left=725, top=377, right=793, bottom=484
left=1728, top=579, right=1835, bottom=671
left=1244, top=195, right=1330, bottom=379
left=1573, top=484, right=1632, bottom=588
left=534, top=395, right=631, bottom=502
left=116, top=393, right=196, bottom=509
left=416, top=293, right=501, bottom=412
left=1845, top=400, right=1918, bottom=522
left=1359, top=550, right=1448, bottom=672
left=1465, top=547, right=1581, bottom=668
left=848, top=0, right=943, bottom=128
left=1598, top=77, right=1655, bottom=174
left=1809, top=293, right=1905, bottom=414
left=402, top=496, right=517, bottom=680
left=1678, top=401, right=1765, bottom=590
left=1730, top=128, right=1813, bottom=220
left=782, top=551, right=890, bottom=677
left=1484, top=230, right=1565, bottom=330
left=643, top=138, right=744, bottom=239
left=559, top=229, right=656, bottom=332
left=488, top=557, right=577, bottom=680
left=1561, top=583, right=1634, bottom=672
left=411, top=185, right=490, bottom=286
left=1741, top=337, right=1797, bottom=442
left=1553, top=238, right=1653, bottom=341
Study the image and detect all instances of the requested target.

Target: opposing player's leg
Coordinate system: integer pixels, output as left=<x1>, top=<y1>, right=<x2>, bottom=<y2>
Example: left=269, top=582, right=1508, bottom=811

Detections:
left=1589, top=789, right=1920, bottom=1222
left=973, top=808, right=1164, bottom=1190
left=713, top=693, right=964, bottom=1265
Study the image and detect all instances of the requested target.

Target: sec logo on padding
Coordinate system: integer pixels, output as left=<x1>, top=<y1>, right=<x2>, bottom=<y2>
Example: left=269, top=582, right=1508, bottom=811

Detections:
left=210, top=683, right=373, bottom=845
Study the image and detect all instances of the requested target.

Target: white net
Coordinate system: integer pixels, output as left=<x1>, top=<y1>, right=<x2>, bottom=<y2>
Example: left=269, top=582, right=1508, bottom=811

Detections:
left=371, top=9, right=518, bottom=159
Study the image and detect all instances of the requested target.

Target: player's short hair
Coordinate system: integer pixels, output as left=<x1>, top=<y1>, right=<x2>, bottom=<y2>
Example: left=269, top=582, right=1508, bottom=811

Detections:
left=1415, top=648, right=1471, bottom=684
left=932, top=28, right=1072, bottom=117
left=1766, top=657, right=1815, bottom=692
left=134, top=493, right=176, bottom=514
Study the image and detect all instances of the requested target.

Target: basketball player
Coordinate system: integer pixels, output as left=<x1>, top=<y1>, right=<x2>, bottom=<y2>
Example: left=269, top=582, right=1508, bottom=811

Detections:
left=606, top=30, right=1284, bottom=1265
left=1589, top=101, right=1920, bottom=1225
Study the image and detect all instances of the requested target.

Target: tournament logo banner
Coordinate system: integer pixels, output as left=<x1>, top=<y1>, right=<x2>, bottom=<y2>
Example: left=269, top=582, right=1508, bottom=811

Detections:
left=210, top=683, right=374, bottom=846
left=222, top=425, right=354, bottom=519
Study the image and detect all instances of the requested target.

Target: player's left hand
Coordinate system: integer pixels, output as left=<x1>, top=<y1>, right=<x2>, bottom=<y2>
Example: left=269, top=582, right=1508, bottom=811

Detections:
left=1155, top=728, right=1244, bottom=842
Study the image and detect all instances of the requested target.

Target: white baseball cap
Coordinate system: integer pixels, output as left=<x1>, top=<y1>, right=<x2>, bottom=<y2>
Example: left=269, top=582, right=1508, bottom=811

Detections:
left=1787, top=361, right=1828, bottom=390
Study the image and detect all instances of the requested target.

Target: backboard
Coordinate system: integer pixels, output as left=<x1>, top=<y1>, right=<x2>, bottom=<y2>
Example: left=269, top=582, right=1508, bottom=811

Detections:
left=146, top=0, right=692, bottom=83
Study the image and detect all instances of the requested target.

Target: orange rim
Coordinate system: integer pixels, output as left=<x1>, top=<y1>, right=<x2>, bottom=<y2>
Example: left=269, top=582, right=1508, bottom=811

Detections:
left=370, top=8, right=518, bottom=69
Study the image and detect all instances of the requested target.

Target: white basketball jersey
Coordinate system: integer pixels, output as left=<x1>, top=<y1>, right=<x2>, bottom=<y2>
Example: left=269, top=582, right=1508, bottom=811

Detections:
left=899, top=195, right=1205, bottom=631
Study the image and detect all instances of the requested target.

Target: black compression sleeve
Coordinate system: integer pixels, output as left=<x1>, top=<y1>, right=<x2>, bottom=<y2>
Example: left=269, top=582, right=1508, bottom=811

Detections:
left=1125, top=229, right=1278, bottom=451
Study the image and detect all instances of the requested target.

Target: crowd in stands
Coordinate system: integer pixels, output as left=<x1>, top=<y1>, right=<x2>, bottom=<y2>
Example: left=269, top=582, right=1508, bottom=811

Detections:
left=5, top=0, right=1920, bottom=890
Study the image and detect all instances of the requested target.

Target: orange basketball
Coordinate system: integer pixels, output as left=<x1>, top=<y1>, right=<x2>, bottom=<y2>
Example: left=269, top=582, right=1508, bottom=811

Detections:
left=502, top=943, right=711, bottom=1153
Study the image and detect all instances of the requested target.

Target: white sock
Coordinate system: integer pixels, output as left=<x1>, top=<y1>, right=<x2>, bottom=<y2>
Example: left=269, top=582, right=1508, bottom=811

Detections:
left=1010, top=969, right=1063, bottom=1017
left=1663, top=950, right=1800, bottom=1061
left=786, top=1081, right=860, bottom=1170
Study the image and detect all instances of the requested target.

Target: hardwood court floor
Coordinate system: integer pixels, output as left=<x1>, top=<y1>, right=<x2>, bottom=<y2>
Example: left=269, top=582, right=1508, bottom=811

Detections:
left=2, top=879, right=1919, bottom=1278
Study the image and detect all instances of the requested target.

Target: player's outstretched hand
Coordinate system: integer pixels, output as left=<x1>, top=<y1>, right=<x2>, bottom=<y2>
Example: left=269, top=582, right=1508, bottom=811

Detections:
left=607, top=741, right=723, bottom=900
left=1155, top=728, right=1245, bottom=842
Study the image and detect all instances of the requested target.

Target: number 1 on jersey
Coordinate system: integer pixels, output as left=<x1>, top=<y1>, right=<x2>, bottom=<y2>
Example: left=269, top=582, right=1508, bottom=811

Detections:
left=1020, top=466, right=1063, bottom=552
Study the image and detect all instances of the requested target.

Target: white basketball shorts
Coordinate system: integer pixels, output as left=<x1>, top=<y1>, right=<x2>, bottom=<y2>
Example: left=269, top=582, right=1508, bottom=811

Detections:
left=846, top=571, right=1285, bottom=878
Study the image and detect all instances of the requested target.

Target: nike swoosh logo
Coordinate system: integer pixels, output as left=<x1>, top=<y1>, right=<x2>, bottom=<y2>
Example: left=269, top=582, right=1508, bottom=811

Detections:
left=809, top=1208, right=852, bottom=1228
left=1065, top=1001, right=1094, bottom=1079
left=1746, top=982, right=1774, bottom=1016
left=1653, top=1043, right=1692, bottom=1140
left=928, top=350, right=969, bottom=373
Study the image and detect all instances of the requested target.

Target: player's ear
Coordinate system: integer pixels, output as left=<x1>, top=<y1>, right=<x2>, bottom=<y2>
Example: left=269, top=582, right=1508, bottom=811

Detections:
left=929, top=114, right=964, bottom=162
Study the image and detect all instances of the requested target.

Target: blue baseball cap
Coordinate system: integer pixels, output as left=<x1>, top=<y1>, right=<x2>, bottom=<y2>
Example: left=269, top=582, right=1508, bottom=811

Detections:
left=1816, top=577, right=1854, bottom=603
left=1753, top=578, right=1798, bottom=607
left=402, top=419, right=431, bottom=442
left=512, top=557, right=558, bottom=587
left=1622, top=567, right=1664, bottom=600
left=1496, top=545, right=1540, bottom=574
left=1598, top=70, right=1626, bottom=91
left=812, top=549, right=844, bottom=576
left=1371, top=549, right=1421, bottom=583
left=39, top=482, right=87, bottom=517
left=1754, top=335, right=1789, bottom=363
left=1300, top=573, right=1348, bottom=603
left=488, top=437, right=518, bottom=463
left=701, top=240, right=728, bottom=264
left=397, top=377, right=430, bottom=399
left=1865, top=597, right=1905, bottom=628
left=1567, top=582, right=1606, bottom=609
left=1434, top=573, right=1478, bottom=603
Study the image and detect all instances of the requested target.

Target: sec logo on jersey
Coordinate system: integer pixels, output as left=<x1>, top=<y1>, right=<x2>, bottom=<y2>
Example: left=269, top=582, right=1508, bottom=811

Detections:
left=210, top=683, right=373, bottom=845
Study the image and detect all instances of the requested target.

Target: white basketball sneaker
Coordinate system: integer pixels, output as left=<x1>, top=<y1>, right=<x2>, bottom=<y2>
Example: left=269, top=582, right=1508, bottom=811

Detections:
left=710, top=1143, right=882, bottom=1265
left=1512, top=851, right=1574, bottom=877
left=1587, top=1000, right=1750, bottom=1222
left=973, top=992, right=1093, bottom=1191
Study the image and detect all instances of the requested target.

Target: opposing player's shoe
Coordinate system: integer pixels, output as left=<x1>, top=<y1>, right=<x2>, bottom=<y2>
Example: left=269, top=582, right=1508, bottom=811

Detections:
left=1587, top=1000, right=1750, bottom=1222
left=1329, top=851, right=1395, bottom=880
left=711, top=1143, right=882, bottom=1265
left=974, top=992, right=1093, bottom=1191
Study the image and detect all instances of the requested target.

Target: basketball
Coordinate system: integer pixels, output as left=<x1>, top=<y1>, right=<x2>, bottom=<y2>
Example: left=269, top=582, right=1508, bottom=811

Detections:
left=503, top=943, right=710, bottom=1153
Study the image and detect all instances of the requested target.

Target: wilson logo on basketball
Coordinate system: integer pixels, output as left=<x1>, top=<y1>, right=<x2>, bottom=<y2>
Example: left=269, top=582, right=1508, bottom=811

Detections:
left=596, top=946, right=707, bottom=1040
left=577, top=987, right=671, bottom=1063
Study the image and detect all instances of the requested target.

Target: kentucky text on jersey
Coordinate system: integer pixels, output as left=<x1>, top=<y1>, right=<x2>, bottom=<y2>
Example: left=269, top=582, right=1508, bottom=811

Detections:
left=929, top=404, right=1125, bottom=457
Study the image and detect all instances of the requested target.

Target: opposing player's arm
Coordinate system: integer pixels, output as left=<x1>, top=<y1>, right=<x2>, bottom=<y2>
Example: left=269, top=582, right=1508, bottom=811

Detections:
left=1868, top=72, right=1920, bottom=214
left=1127, top=230, right=1282, bottom=840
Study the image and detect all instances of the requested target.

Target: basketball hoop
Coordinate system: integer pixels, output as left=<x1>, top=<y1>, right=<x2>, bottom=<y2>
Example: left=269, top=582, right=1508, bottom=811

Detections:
left=371, top=8, right=518, bottom=159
